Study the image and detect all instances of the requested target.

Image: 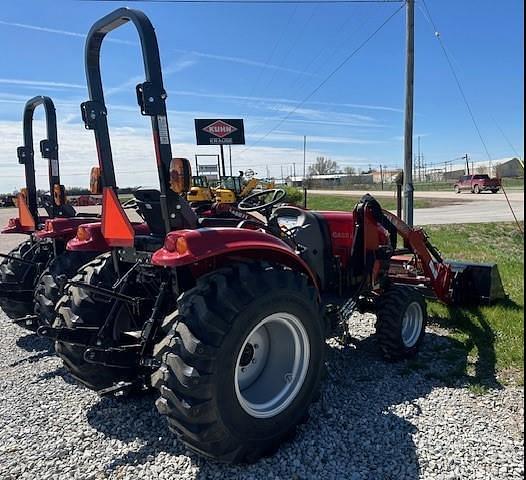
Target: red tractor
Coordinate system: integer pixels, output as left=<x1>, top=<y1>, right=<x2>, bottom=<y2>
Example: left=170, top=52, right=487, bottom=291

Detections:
left=0, top=96, right=100, bottom=329
left=39, top=8, right=506, bottom=463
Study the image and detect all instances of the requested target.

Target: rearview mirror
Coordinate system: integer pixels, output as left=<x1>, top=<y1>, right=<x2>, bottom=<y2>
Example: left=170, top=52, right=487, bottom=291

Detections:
left=90, top=166, right=102, bottom=194
left=169, top=158, right=191, bottom=194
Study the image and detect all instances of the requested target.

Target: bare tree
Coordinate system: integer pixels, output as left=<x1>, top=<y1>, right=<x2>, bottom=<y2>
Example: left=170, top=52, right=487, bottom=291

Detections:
left=309, top=156, right=338, bottom=176
left=476, top=165, right=489, bottom=174
left=344, top=166, right=356, bottom=175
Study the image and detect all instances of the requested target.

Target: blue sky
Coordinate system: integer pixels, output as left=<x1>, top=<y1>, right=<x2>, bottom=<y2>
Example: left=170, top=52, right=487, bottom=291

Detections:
left=0, top=0, right=523, bottom=192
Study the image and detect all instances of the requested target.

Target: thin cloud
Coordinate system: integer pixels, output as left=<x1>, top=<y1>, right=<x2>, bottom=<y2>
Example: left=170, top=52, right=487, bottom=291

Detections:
left=0, top=20, right=134, bottom=45
left=0, top=78, right=85, bottom=89
left=176, top=49, right=316, bottom=77
left=170, top=89, right=402, bottom=114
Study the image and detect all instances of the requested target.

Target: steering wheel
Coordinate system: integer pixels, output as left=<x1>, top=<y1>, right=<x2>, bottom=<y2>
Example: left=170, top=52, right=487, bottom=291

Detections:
left=238, top=188, right=286, bottom=214
left=121, top=198, right=137, bottom=210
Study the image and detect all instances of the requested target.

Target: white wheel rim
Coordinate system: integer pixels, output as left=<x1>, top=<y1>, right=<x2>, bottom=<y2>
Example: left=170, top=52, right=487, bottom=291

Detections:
left=401, top=302, right=424, bottom=348
left=234, top=312, right=310, bottom=419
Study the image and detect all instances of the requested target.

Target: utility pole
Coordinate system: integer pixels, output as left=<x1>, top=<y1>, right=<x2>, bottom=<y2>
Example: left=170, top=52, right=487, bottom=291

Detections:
left=403, top=0, right=415, bottom=226
left=417, top=135, right=421, bottom=182
left=464, top=153, right=470, bottom=174
left=293, top=162, right=296, bottom=178
left=303, top=136, right=307, bottom=180
left=380, top=164, right=384, bottom=190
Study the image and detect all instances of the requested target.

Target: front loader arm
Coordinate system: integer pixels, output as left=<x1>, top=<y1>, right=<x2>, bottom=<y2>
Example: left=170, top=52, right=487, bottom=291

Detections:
left=382, top=210, right=454, bottom=303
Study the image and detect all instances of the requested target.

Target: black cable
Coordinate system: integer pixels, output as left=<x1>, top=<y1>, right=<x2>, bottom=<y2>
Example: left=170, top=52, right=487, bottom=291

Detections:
left=492, top=116, right=522, bottom=160
left=239, top=3, right=404, bottom=154
left=420, top=0, right=523, bottom=234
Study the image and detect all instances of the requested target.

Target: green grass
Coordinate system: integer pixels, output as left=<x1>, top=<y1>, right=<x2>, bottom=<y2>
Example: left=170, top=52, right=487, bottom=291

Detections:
left=305, top=194, right=439, bottom=211
left=425, top=222, right=524, bottom=389
left=502, top=177, right=524, bottom=189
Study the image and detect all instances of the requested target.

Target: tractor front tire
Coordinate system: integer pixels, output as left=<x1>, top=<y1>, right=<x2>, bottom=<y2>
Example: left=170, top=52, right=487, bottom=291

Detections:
left=0, top=239, right=51, bottom=321
left=152, top=263, right=325, bottom=463
left=54, top=253, right=141, bottom=391
left=34, top=251, right=98, bottom=327
left=375, top=286, right=427, bottom=360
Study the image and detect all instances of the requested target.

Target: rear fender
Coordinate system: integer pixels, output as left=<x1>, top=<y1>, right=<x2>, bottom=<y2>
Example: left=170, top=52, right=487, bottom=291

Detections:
left=66, top=222, right=150, bottom=252
left=36, top=217, right=100, bottom=240
left=1, top=216, right=47, bottom=234
left=151, top=228, right=318, bottom=287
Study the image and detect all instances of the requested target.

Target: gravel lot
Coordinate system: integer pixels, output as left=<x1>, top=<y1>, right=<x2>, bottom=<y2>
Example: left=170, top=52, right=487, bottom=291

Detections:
left=0, top=310, right=523, bottom=480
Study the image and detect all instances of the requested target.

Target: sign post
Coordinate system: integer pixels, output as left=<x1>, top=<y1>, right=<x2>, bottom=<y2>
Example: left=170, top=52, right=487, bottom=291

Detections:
left=195, top=119, right=245, bottom=177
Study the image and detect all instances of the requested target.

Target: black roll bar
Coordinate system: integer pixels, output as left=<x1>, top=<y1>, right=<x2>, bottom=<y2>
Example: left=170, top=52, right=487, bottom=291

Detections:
left=17, top=95, right=62, bottom=222
left=81, top=7, right=189, bottom=234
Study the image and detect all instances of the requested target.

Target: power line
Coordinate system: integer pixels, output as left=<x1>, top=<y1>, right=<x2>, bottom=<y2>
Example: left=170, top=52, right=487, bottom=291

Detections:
left=240, top=3, right=404, bottom=153
left=420, top=0, right=523, bottom=234
left=86, top=0, right=403, bottom=4
left=420, top=0, right=492, bottom=163
left=492, top=116, right=522, bottom=159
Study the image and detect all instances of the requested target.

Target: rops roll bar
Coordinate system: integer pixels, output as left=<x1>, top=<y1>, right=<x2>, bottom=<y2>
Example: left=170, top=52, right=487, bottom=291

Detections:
left=81, top=7, right=194, bottom=234
left=16, top=96, right=62, bottom=223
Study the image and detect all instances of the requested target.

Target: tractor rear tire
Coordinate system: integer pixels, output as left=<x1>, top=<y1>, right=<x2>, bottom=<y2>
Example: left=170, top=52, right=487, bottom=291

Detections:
left=54, top=253, right=141, bottom=391
left=0, top=239, right=51, bottom=321
left=375, top=286, right=427, bottom=360
left=34, top=251, right=98, bottom=327
left=152, top=262, right=324, bottom=463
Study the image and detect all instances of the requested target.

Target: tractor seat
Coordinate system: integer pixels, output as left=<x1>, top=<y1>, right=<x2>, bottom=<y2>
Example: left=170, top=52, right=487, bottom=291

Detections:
left=269, top=206, right=331, bottom=289
left=133, top=189, right=164, bottom=235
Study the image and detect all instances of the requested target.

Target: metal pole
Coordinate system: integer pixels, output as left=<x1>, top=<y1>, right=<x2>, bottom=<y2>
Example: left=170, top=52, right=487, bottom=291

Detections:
left=403, top=0, right=415, bottom=226
left=228, top=144, right=232, bottom=176
left=303, top=136, right=307, bottom=180
left=219, top=145, right=226, bottom=177
left=380, top=164, right=384, bottom=190
left=417, top=135, right=421, bottom=182
left=195, top=154, right=199, bottom=176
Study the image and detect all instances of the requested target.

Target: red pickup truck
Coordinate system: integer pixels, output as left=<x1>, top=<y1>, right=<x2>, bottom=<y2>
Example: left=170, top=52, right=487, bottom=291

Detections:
left=454, top=174, right=501, bottom=194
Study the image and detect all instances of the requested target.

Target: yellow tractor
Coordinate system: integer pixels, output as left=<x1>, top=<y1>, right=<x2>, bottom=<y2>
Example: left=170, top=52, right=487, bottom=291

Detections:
left=187, top=176, right=213, bottom=211
left=214, top=176, right=273, bottom=205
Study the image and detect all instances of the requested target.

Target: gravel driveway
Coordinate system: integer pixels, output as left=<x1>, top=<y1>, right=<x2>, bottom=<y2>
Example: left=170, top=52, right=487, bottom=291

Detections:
left=0, top=312, right=523, bottom=480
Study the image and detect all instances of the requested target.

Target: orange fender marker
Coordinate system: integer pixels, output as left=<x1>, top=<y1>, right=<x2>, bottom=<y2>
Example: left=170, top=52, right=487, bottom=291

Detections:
left=101, top=187, right=134, bottom=247
left=18, top=193, right=36, bottom=231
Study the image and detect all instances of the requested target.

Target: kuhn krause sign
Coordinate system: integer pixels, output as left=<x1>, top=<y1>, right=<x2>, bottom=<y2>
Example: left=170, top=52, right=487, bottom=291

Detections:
left=195, top=119, right=245, bottom=145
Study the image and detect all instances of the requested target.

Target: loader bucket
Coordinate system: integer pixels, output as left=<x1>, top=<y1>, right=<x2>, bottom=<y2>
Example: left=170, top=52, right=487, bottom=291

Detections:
left=449, top=261, right=507, bottom=306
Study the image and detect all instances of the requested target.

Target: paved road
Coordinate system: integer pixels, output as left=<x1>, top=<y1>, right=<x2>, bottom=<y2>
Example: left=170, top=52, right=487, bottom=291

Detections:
left=308, top=189, right=524, bottom=225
